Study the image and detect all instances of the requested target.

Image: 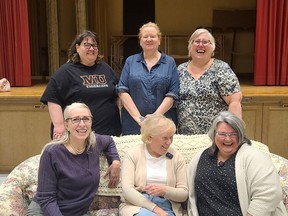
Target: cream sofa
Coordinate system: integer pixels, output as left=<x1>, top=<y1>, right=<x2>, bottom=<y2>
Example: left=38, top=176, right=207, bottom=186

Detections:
left=0, top=134, right=287, bottom=216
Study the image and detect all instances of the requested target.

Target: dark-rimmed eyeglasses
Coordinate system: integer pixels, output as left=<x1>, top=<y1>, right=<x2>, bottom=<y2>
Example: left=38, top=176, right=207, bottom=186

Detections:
left=66, top=116, right=93, bottom=124
left=83, top=42, right=98, bottom=50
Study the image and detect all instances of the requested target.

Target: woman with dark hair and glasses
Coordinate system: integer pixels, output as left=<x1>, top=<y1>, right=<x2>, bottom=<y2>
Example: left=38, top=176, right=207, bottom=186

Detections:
left=41, top=30, right=121, bottom=140
left=26, top=102, right=121, bottom=216
left=177, top=28, right=242, bottom=135
left=187, top=111, right=286, bottom=216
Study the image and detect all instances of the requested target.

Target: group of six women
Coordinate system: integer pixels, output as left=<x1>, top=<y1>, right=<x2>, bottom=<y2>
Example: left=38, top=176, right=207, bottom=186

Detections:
left=25, top=22, right=286, bottom=215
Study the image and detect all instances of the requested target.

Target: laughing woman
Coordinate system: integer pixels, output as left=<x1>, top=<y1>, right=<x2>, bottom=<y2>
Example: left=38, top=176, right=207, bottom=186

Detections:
left=177, top=28, right=242, bottom=135
left=187, top=111, right=286, bottom=216
left=119, top=114, right=188, bottom=216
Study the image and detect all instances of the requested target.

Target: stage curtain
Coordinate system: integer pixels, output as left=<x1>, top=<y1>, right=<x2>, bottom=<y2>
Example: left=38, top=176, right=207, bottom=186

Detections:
left=254, top=0, right=288, bottom=85
left=0, top=0, right=31, bottom=86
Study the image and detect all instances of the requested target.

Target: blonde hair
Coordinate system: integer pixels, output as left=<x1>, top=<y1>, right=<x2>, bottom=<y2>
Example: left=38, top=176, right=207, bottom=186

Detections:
left=138, top=22, right=162, bottom=41
left=187, top=28, right=216, bottom=57
left=42, top=102, right=96, bottom=153
left=140, top=114, right=176, bottom=143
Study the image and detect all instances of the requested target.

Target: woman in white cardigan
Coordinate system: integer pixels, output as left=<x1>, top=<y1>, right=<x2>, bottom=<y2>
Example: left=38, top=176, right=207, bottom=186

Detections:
left=187, top=111, right=287, bottom=216
left=119, top=114, right=188, bottom=216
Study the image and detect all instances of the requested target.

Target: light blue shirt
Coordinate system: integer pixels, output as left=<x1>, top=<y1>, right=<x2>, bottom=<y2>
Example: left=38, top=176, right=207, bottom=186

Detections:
left=117, top=51, right=179, bottom=135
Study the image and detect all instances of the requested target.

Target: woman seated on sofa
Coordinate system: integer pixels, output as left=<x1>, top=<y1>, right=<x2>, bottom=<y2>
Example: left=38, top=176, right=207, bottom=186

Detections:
left=26, top=102, right=121, bottom=216
left=187, top=111, right=287, bottom=216
left=119, top=114, right=188, bottom=216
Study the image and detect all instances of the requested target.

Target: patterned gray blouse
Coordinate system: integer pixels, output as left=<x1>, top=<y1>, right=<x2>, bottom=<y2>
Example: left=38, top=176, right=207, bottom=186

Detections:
left=177, top=59, right=240, bottom=135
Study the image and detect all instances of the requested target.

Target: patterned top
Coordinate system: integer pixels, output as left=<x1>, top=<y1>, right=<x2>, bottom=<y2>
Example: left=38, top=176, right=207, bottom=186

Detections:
left=195, top=149, right=242, bottom=215
left=177, top=59, right=240, bottom=135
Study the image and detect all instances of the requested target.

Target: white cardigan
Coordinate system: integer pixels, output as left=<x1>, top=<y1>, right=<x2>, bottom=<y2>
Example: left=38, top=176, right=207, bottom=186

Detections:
left=187, top=144, right=287, bottom=216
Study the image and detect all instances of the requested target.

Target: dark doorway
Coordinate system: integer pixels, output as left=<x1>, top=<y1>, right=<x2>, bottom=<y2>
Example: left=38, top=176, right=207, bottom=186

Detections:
left=123, top=0, right=155, bottom=61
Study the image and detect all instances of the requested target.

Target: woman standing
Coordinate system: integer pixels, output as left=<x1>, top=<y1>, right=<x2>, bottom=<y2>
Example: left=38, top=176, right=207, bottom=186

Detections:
left=117, top=22, right=179, bottom=135
left=177, top=28, right=242, bottom=135
left=41, top=30, right=121, bottom=139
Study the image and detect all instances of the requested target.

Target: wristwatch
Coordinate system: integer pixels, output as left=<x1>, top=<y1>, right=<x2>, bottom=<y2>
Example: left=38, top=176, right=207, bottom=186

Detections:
left=139, top=116, right=145, bottom=123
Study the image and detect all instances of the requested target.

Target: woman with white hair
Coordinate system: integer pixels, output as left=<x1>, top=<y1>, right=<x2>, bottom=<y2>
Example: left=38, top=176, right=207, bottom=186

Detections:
left=177, top=28, right=242, bottom=135
left=119, top=114, right=188, bottom=216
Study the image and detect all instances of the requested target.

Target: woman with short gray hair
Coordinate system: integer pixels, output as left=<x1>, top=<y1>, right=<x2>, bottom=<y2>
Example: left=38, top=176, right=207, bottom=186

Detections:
left=187, top=111, right=286, bottom=216
left=177, top=28, right=242, bottom=135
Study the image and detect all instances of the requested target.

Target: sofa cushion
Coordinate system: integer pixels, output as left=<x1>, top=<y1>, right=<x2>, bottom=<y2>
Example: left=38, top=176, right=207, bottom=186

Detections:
left=96, top=134, right=214, bottom=196
left=0, top=154, right=40, bottom=216
left=89, top=195, right=120, bottom=215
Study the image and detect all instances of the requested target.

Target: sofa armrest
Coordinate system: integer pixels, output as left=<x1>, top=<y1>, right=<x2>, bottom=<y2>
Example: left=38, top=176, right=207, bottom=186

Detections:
left=0, top=155, right=40, bottom=216
left=0, top=181, right=27, bottom=216
left=270, top=153, right=288, bottom=212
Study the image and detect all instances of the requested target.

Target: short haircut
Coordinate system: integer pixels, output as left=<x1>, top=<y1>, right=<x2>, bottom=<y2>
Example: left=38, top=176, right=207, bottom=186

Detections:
left=187, top=28, right=216, bottom=57
left=138, top=22, right=162, bottom=41
left=140, top=114, right=176, bottom=143
left=207, top=111, right=251, bottom=155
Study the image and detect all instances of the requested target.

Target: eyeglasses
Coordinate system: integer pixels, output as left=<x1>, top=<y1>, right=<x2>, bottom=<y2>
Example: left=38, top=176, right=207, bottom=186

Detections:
left=66, top=116, right=93, bottom=124
left=83, top=42, right=98, bottom=50
left=216, top=132, right=238, bottom=139
left=192, top=40, right=211, bottom=46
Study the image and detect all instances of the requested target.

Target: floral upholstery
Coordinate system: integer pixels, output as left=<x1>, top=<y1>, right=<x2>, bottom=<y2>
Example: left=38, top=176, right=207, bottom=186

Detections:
left=0, top=134, right=287, bottom=215
left=0, top=154, right=40, bottom=216
left=271, top=153, right=288, bottom=210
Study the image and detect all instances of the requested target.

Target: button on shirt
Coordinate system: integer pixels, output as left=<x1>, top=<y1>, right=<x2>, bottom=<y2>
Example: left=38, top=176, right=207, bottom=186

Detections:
left=117, top=51, right=179, bottom=135
left=195, top=149, right=242, bottom=216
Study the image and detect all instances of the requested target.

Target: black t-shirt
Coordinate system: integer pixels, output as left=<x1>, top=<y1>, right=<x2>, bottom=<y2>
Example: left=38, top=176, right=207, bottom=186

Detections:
left=41, top=61, right=121, bottom=136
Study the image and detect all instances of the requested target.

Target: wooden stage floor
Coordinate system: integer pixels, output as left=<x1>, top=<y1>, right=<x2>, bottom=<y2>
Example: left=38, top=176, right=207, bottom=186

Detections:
left=1, top=82, right=287, bottom=99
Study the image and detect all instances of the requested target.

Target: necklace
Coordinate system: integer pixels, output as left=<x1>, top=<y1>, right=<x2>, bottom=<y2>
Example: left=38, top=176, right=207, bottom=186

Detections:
left=69, top=143, right=86, bottom=155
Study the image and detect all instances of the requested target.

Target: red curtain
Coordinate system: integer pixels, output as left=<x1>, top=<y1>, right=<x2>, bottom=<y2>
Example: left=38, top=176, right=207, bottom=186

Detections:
left=0, top=0, right=31, bottom=86
left=254, top=0, right=288, bottom=85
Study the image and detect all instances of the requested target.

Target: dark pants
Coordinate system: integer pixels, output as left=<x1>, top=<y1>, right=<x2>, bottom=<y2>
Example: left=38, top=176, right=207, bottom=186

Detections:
left=26, top=201, right=91, bottom=216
